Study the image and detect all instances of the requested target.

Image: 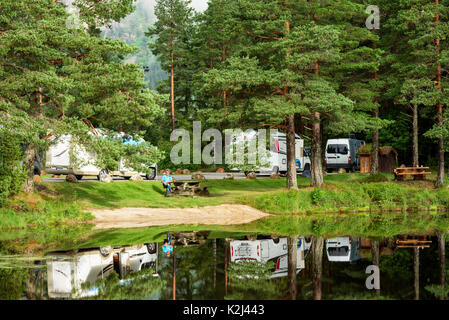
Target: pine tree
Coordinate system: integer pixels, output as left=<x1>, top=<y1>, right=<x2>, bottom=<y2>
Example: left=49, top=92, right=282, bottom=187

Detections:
left=146, top=0, right=195, bottom=131
left=0, top=0, right=164, bottom=192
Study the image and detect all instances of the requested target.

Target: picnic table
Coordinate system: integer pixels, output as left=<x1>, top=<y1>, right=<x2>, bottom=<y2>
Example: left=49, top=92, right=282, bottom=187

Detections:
left=394, top=166, right=432, bottom=181
left=173, top=181, right=202, bottom=197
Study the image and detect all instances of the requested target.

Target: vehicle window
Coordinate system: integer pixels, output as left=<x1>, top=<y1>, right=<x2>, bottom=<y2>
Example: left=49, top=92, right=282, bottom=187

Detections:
left=327, top=145, right=337, bottom=153
left=327, top=144, right=348, bottom=154
left=338, top=145, right=348, bottom=154
left=327, top=246, right=350, bottom=256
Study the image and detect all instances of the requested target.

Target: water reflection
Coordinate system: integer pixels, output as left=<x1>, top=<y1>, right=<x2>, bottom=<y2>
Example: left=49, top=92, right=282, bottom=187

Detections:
left=46, top=243, right=158, bottom=299
left=0, top=231, right=447, bottom=300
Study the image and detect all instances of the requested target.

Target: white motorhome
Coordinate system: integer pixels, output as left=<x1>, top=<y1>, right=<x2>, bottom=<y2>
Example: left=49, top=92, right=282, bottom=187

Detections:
left=229, top=130, right=310, bottom=175
left=46, top=246, right=115, bottom=298
left=325, top=136, right=365, bottom=173
left=230, top=237, right=310, bottom=278
left=325, top=237, right=361, bottom=263
left=46, top=243, right=158, bottom=299
left=45, top=133, right=158, bottom=180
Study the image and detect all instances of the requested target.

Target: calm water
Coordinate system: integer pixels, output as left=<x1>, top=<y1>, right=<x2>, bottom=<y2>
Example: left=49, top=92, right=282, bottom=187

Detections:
left=0, top=230, right=446, bottom=300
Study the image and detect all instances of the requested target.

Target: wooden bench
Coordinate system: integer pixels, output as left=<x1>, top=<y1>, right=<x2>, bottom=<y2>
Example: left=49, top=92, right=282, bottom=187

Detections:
left=394, top=167, right=432, bottom=181
left=172, top=181, right=202, bottom=198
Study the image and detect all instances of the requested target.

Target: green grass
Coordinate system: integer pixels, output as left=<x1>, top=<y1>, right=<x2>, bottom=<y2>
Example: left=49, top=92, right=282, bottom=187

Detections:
left=2, top=172, right=448, bottom=231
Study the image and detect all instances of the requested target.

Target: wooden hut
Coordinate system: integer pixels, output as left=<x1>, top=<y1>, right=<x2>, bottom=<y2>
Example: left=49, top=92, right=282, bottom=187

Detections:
left=378, top=146, right=398, bottom=174
left=358, top=146, right=398, bottom=174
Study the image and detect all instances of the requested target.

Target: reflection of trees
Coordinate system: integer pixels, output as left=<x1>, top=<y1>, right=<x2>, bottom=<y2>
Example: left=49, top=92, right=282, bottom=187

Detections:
left=80, top=268, right=165, bottom=300
left=425, top=232, right=449, bottom=299
left=226, top=261, right=286, bottom=300
left=287, top=236, right=297, bottom=300
left=311, top=236, right=324, bottom=300
left=160, top=240, right=222, bottom=300
left=0, top=268, right=29, bottom=299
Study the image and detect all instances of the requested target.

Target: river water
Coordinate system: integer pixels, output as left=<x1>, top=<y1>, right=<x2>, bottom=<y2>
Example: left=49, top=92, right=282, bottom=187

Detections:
left=0, top=227, right=446, bottom=300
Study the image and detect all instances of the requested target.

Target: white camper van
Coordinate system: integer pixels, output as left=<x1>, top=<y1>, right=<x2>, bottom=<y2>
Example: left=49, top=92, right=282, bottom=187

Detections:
left=45, top=133, right=158, bottom=180
left=46, top=246, right=115, bottom=298
left=325, top=136, right=365, bottom=173
left=325, top=237, right=361, bottom=263
left=46, top=243, right=158, bottom=299
left=230, top=237, right=310, bottom=278
left=229, top=130, right=310, bottom=175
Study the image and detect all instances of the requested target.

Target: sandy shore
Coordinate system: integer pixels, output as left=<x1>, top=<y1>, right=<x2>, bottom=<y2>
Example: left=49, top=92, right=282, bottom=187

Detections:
left=90, top=204, right=271, bottom=230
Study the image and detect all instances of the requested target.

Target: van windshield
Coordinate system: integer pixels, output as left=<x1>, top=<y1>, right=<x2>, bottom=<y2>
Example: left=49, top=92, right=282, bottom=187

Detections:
left=327, top=246, right=350, bottom=256
left=327, top=144, right=348, bottom=154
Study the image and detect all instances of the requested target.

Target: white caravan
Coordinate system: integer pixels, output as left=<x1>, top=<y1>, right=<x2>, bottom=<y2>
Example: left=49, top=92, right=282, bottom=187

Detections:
left=325, top=237, right=361, bottom=263
left=45, top=133, right=158, bottom=180
left=230, top=237, right=310, bottom=278
left=46, top=246, right=115, bottom=298
left=46, top=243, right=158, bottom=298
left=229, top=130, right=310, bottom=175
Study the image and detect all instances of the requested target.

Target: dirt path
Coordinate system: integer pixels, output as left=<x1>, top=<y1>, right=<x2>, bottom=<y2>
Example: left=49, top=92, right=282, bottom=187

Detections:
left=90, top=204, right=271, bottom=230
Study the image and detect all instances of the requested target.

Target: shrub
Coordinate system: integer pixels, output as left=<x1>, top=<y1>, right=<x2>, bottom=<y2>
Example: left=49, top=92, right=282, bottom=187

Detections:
left=0, top=134, right=27, bottom=206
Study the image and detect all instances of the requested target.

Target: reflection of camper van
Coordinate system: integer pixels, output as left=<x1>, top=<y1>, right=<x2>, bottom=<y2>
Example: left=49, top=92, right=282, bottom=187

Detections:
left=46, top=243, right=158, bottom=298
left=230, top=237, right=310, bottom=278
left=229, top=130, right=310, bottom=175
left=325, top=136, right=365, bottom=173
left=46, top=247, right=115, bottom=298
left=325, top=237, right=361, bottom=263
left=113, top=243, right=158, bottom=278
left=45, top=133, right=158, bottom=180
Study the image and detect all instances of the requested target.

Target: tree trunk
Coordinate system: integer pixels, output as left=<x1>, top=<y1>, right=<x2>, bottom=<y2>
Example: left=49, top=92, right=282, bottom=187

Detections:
left=170, top=39, right=175, bottom=132
left=435, top=0, right=445, bottom=187
left=311, top=112, right=323, bottom=187
left=173, top=249, right=176, bottom=300
left=371, top=108, right=379, bottom=174
left=312, top=236, right=324, bottom=300
left=412, top=104, right=419, bottom=167
left=372, top=240, right=381, bottom=296
left=213, top=238, right=217, bottom=289
left=438, top=231, right=446, bottom=300
left=287, top=236, right=298, bottom=300
left=436, top=135, right=445, bottom=187
left=414, top=247, right=420, bottom=300
left=23, top=144, right=36, bottom=193
left=286, top=114, right=298, bottom=190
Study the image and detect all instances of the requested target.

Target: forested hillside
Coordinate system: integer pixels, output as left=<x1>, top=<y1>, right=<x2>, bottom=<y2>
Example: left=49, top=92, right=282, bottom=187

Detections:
left=102, top=0, right=168, bottom=89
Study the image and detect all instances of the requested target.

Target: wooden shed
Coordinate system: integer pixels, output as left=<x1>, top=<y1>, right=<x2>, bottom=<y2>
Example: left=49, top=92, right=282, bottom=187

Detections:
left=358, top=146, right=398, bottom=174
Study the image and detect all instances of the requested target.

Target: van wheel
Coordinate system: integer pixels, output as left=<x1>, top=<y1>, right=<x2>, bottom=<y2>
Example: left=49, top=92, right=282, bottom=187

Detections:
left=146, top=243, right=157, bottom=254
left=123, top=176, right=131, bottom=180
left=99, top=246, right=112, bottom=257
left=75, top=175, right=83, bottom=181
left=146, top=168, right=157, bottom=180
left=98, top=169, right=108, bottom=181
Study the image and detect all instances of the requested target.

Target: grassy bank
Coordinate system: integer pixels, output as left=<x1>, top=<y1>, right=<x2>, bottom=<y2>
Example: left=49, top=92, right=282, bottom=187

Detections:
left=1, top=173, right=448, bottom=230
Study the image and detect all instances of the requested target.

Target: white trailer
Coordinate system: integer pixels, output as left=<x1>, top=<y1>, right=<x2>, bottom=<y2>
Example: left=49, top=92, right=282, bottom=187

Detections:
left=46, top=243, right=158, bottom=299
left=229, top=130, right=310, bottom=175
left=45, top=133, right=158, bottom=180
left=230, top=237, right=310, bottom=278
left=46, top=247, right=115, bottom=299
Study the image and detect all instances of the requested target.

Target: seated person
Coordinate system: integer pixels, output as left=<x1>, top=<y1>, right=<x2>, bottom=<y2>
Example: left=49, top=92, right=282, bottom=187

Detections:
left=162, top=233, right=174, bottom=257
left=161, top=169, right=175, bottom=197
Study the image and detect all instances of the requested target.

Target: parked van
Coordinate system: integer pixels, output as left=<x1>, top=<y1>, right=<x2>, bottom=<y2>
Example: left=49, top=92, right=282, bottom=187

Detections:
left=46, top=243, right=158, bottom=298
left=46, top=246, right=115, bottom=298
left=230, top=237, right=310, bottom=278
left=325, top=237, right=361, bottom=263
left=45, top=133, right=158, bottom=180
left=325, top=136, right=365, bottom=173
left=229, top=130, right=310, bottom=175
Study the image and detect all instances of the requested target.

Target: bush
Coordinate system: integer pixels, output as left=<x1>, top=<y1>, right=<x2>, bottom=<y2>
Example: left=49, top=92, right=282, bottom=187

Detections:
left=0, top=134, right=26, bottom=206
